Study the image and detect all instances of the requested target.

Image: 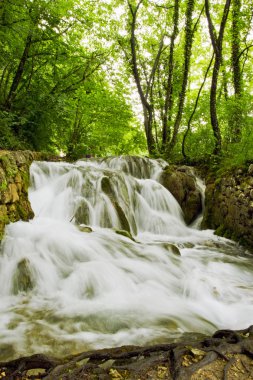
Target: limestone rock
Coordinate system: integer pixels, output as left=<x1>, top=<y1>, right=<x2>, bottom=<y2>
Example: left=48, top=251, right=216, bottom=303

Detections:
left=115, top=229, right=135, bottom=241
left=248, top=164, right=253, bottom=175
left=160, top=166, right=202, bottom=225
left=202, top=168, right=253, bottom=249
left=78, top=225, right=93, bottom=233
left=101, top=176, right=131, bottom=233
left=12, top=258, right=35, bottom=294
left=0, top=150, right=46, bottom=241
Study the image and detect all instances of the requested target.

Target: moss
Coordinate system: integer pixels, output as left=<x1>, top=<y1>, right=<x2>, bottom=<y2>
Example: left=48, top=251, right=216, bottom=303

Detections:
left=214, top=225, right=231, bottom=239
left=214, top=177, right=222, bottom=186
left=7, top=205, right=18, bottom=222
left=15, top=203, right=27, bottom=220
left=12, top=258, right=35, bottom=294
left=0, top=214, right=9, bottom=224
left=162, top=165, right=175, bottom=176
left=0, top=154, right=18, bottom=179
left=20, top=170, right=30, bottom=191
left=0, top=214, right=9, bottom=240
left=0, top=179, right=8, bottom=191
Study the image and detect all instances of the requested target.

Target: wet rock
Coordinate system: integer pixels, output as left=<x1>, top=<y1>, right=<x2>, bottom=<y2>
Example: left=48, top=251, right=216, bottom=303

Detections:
left=79, top=225, right=93, bottom=233
left=75, top=200, right=90, bottom=225
left=163, top=243, right=181, bottom=255
left=101, top=176, right=131, bottom=233
left=160, top=166, right=202, bottom=225
left=115, top=229, right=135, bottom=241
left=12, top=258, right=35, bottom=294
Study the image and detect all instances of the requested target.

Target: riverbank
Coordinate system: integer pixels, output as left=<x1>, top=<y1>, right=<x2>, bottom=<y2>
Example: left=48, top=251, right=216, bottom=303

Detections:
left=202, top=163, right=253, bottom=249
left=1, top=325, right=253, bottom=379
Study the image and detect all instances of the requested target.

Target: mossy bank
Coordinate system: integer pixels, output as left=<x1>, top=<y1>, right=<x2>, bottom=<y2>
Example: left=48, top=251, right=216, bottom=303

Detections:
left=202, top=163, right=253, bottom=249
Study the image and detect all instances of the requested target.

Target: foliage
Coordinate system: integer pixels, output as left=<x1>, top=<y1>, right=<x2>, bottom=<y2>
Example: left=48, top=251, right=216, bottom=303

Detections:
left=0, top=0, right=145, bottom=157
left=0, top=0, right=252, bottom=166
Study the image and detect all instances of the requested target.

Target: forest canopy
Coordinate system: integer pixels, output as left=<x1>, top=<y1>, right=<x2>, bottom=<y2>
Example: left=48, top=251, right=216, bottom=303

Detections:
left=0, top=0, right=252, bottom=164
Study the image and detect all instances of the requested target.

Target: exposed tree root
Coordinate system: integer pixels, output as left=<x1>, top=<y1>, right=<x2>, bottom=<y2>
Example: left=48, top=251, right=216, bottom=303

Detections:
left=1, top=326, right=253, bottom=379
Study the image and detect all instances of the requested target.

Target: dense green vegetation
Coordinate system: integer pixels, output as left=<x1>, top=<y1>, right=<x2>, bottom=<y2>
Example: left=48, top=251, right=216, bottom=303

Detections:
left=0, top=0, right=252, bottom=163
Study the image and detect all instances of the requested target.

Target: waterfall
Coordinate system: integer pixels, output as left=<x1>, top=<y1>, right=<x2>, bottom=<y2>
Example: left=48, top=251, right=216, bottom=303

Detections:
left=0, top=156, right=252, bottom=361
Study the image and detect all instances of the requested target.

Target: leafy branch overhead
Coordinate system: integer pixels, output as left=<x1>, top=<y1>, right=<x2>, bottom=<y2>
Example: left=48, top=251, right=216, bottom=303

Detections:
left=0, top=0, right=252, bottom=164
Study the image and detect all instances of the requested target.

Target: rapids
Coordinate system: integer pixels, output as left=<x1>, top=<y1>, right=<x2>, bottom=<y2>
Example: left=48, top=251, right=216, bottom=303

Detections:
left=0, top=156, right=252, bottom=361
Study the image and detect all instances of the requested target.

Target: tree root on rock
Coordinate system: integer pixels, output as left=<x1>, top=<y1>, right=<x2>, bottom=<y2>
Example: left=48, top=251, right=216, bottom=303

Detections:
left=1, top=326, right=253, bottom=379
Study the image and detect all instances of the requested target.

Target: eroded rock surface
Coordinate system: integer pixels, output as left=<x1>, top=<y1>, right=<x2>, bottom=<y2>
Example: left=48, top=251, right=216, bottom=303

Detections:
left=202, top=164, right=253, bottom=248
left=0, top=150, right=48, bottom=241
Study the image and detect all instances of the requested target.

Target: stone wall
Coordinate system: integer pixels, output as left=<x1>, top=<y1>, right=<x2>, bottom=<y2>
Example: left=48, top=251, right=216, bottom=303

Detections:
left=0, top=150, right=44, bottom=241
left=202, top=164, right=253, bottom=248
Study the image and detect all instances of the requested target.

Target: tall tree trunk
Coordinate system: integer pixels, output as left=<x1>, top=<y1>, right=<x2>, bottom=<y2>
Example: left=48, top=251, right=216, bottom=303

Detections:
left=182, top=54, right=214, bottom=159
left=230, top=0, right=242, bottom=142
left=161, top=0, right=179, bottom=149
left=210, top=57, right=222, bottom=155
left=167, top=0, right=195, bottom=155
left=205, top=0, right=231, bottom=156
left=127, top=0, right=155, bottom=155
left=4, top=31, right=33, bottom=111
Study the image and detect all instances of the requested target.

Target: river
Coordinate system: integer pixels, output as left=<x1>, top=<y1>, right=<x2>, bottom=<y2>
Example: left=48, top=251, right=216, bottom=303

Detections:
left=0, top=156, right=252, bottom=361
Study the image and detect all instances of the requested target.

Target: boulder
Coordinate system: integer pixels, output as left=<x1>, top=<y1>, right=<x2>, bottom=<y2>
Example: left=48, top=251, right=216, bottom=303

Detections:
left=12, top=258, right=35, bottom=294
left=160, top=166, right=202, bottom=225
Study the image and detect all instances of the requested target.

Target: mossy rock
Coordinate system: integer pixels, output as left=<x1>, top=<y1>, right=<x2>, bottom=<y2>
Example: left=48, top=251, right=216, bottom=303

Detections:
left=75, top=200, right=90, bottom=225
left=101, top=176, right=131, bottom=233
left=12, top=258, right=35, bottom=294
left=115, top=229, right=135, bottom=241
left=162, top=243, right=181, bottom=255
left=0, top=154, right=18, bottom=180
left=78, top=225, right=93, bottom=233
left=161, top=167, right=202, bottom=225
left=101, top=176, right=114, bottom=196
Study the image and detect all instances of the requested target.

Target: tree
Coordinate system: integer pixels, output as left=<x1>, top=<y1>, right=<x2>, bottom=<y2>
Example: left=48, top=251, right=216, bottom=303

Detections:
left=205, top=0, right=231, bottom=156
left=0, top=0, right=144, bottom=155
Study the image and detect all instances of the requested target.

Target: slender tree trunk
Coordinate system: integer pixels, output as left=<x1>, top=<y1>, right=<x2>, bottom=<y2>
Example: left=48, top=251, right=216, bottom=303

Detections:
left=205, top=0, right=231, bottom=156
left=182, top=54, right=214, bottom=159
left=162, top=0, right=179, bottom=149
left=210, top=57, right=222, bottom=155
left=230, top=0, right=242, bottom=142
left=4, top=32, right=33, bottom=110
left=232, top=0, right=242, bottom=96
left=67, top=99, right=82, bottom=157
left=167, top=0, right=195, bottom=155
left=127, top=0, right=155, bottom=155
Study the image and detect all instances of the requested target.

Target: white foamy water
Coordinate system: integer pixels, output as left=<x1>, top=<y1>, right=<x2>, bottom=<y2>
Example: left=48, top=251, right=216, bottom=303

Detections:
left=0, top=156, right=252, bottom=361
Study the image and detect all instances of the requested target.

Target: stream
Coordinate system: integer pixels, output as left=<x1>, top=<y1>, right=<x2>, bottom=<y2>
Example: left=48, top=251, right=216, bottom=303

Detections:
left=0, top=156, right=252, bottom=361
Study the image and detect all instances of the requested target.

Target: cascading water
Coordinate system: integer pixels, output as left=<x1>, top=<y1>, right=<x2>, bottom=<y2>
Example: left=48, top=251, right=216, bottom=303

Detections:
left=0, top=156, right=253, bottom=361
